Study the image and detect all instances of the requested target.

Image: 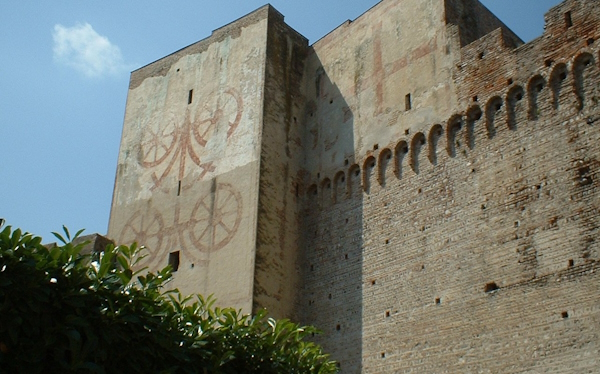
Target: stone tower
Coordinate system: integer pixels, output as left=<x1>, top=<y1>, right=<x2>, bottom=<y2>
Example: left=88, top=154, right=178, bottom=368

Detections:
left=109, top=0, right=600, bottom=372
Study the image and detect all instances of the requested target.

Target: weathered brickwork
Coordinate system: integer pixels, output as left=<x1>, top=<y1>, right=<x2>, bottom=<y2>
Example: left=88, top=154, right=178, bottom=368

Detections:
left=109, top=0, right=600, bottom=372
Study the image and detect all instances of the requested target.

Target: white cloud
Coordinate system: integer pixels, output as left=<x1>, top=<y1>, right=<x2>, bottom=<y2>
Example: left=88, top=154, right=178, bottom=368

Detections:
left=53, top=23, right=129, bottom=78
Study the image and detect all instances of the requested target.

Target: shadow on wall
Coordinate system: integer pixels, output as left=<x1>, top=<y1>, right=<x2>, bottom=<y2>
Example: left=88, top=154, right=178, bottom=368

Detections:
left=299, top=56, right=363, bottom=373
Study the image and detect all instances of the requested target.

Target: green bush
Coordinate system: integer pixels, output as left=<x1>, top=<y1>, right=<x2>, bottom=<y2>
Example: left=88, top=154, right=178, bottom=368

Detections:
left=0, top=221, right=337, bottom=374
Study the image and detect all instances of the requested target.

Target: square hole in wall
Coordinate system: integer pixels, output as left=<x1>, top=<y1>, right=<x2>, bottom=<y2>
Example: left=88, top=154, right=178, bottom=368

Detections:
left=568, top=259, right=574, bottom=267
left=381, top=352, right=386, bottom=358
left=385, top=311, right=390, bottom=317
left=435, top=297, right=441, bottom=305
left=168, top=251, right=180, bottom=272
left=561, top=311, right=569, bottom=319
left=484, top=282, right=498, bottom=293
left=336, top=324, right=341, bottom=331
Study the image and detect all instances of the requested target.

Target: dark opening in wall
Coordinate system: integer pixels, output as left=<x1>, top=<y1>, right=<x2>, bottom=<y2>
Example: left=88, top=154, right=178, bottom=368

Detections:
left=561, top=311, right=569, bottom=318
left=587, top=38, right=595, bottom=46
left=466, top=105, right=482, bottom=149
left=381, top=352, right=386, bottom=358
left=395, top=141, right=409, bottom=179
left=405, top=93, right=412, bottom=110
left=371, top=280, right=376, bottom=285
left=428, top=124, right=444, bottom=164
left=336, top=324, right=341, bottom=331
left=528, top=75, right=546, bottom=120
left=565, top=11, right=572, bottom=28
left=374, top=144, right=379, bottom=150
left=177, top=180, right=181, bottom=196
left=435, top=298, right=441, bottom=304
left=574, top=52, right=595, bottom=111
left=385, top=311, right=390, bottom=317
left=478, top=51, right=485, bottom=59
left=405, top=129, right=410, bottom=135
left=577, top=164, right=593, bottom=186
left=188, top=89, right=193, bottom=104
left=485, top=96, right=503, bottom=138
left=568, top=259, right=574, bottom=267
left=345, top=253, right=348, bottom=259
left=507, top=78, right=513, bottom=85
left=310, top=264, right=314, bottom=271
left=484, top=282, right=499, bottom=293
left=410, top=132, right=426, bottom=173
left=473, top=96, right=478, bottom=102
left=168, top=251, right=180, bottom=272
left=446, top=116, right=462, bottom=157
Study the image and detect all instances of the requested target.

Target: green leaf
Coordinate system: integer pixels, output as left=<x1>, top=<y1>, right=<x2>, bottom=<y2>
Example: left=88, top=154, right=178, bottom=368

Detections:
left=52, top=231, right=67, bottom=245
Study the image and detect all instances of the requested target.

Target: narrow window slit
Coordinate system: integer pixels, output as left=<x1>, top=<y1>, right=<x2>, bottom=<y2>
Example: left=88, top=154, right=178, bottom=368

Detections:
left=168, top=251, right=180, bottom=272
left=565, top=11, right=572, bottom=28
left=188, top=89, right=193, bottom=104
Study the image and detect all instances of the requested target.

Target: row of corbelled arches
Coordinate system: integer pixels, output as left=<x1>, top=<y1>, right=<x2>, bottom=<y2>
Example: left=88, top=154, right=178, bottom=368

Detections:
left=305, top=47, right=600, bottom=206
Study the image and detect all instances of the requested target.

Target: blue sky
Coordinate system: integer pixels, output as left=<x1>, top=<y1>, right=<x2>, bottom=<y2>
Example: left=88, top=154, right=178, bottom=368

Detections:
left=0, top=0, right=563, bottom=241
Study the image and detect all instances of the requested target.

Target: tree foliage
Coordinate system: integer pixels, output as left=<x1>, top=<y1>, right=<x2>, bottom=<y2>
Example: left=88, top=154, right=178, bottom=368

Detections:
left=0, top=221, right=337, bottom=374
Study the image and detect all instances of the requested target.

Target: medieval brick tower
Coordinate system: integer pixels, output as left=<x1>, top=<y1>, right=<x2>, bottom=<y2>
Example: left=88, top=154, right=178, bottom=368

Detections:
left=108, top=0, right=600, bottom=372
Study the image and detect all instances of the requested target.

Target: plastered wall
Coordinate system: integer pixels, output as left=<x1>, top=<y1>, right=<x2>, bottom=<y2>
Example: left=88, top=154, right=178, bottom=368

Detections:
left=108, top=6, right=270, bottom=312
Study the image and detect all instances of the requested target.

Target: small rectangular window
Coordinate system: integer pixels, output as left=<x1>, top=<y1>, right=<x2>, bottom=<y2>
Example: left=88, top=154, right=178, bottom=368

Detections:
left=405, top=93, right=412, bottom=111
left=177, top=180, right=182, bottom=196
left=565, top=12, right=572, bottom=28
left=188, top=89, right=193, bottom=104
left=168, top=251, right=180, bottom=272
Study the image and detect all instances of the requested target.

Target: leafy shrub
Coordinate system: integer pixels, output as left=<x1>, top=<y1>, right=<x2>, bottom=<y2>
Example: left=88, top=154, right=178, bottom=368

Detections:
left=0, top=221, right=337, bottom=374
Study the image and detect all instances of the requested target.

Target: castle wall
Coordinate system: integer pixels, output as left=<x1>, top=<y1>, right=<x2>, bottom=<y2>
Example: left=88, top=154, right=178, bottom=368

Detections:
left=107, top=7, right=270, bottom=312
left=299, top=0, right=600, bottom=372
left=107, top=0, right=600, bottom=372
left=251, top=8, right=309, bottom=319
